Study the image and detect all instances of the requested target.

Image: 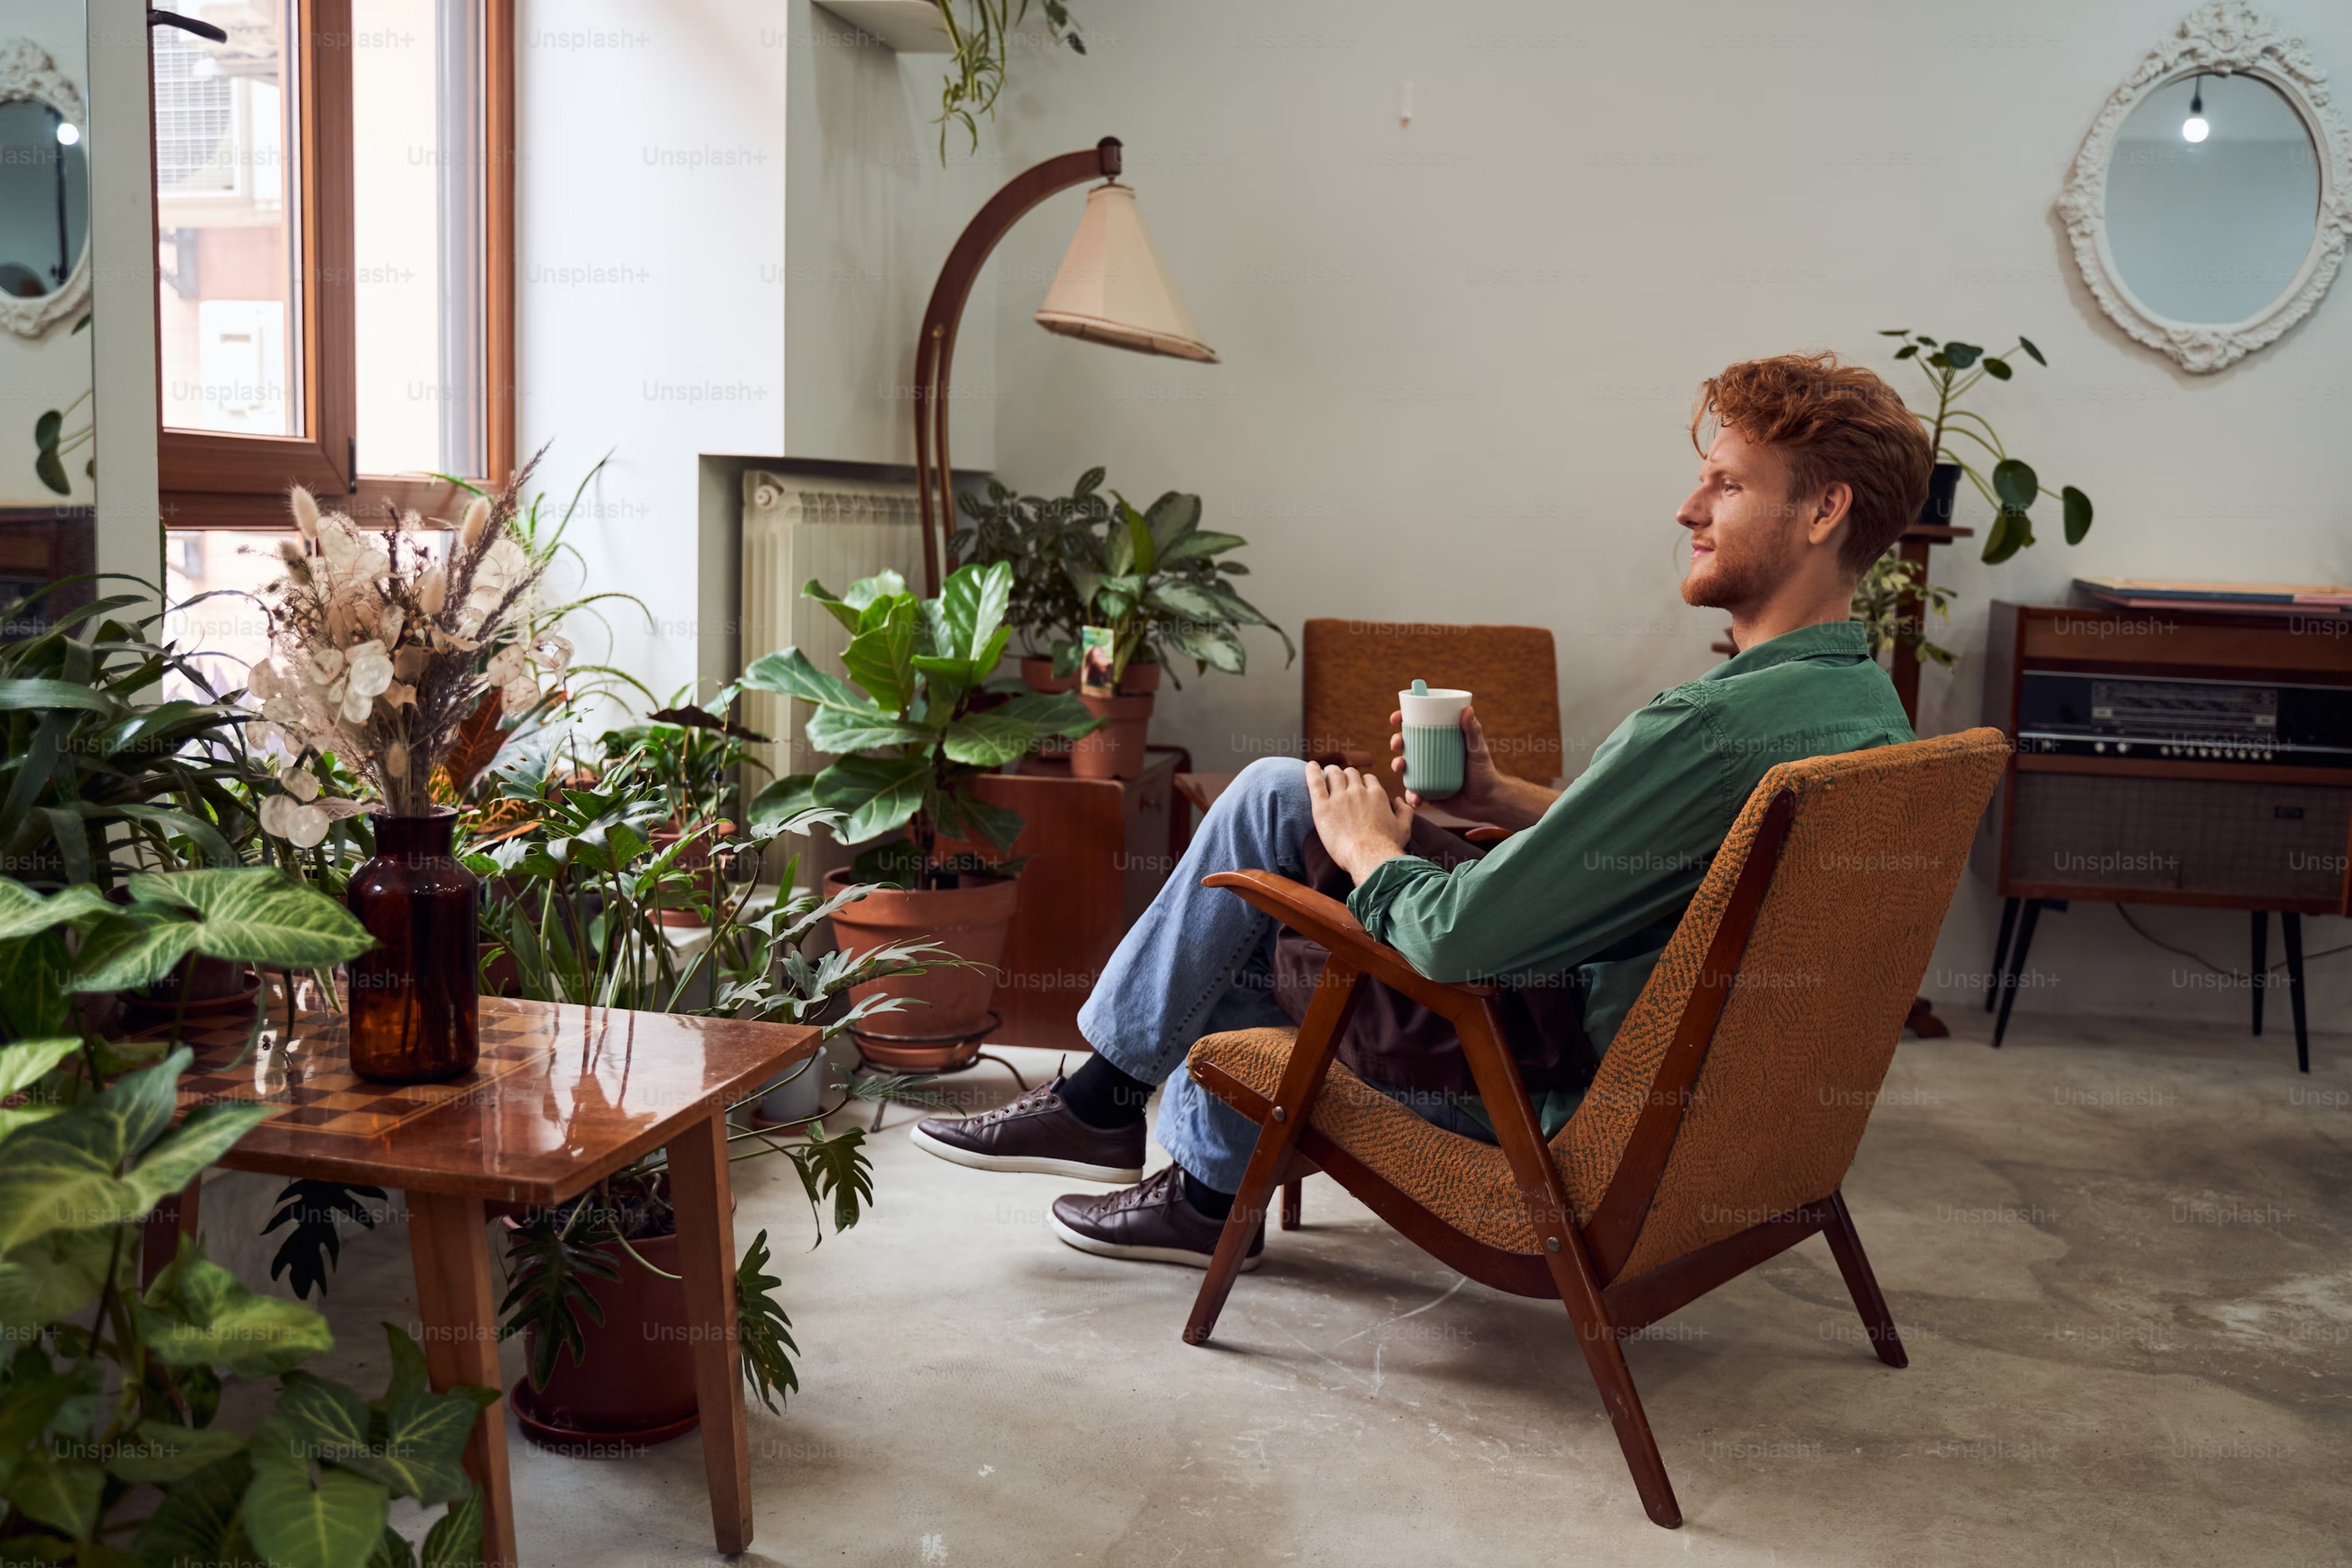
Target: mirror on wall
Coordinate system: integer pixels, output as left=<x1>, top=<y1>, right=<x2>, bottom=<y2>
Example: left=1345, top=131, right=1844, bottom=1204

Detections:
left=2060, top=7, right=2352, bottom=373
left=0, top=12, right=96, bottom=631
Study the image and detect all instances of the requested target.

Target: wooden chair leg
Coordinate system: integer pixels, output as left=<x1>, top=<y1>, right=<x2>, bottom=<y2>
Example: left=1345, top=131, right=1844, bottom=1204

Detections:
left=1280, top=1177, right=1302, bottom=1231
left=1821, top=1189, right=1905, bottom=1370
left=1185, top=958, right=1358, bottom=1346
left=1561, top=1292, right=1681, bottom=1529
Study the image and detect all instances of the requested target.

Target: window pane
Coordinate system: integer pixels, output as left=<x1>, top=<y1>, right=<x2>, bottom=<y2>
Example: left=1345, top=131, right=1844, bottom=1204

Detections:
left=352, top=0, right=483, bottom=478
left=154, top=2, right=302, bottom=438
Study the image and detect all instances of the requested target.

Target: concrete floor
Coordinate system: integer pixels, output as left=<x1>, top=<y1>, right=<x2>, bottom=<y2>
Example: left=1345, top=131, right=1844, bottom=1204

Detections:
left=272, top=1006, right=2351, bottom=1568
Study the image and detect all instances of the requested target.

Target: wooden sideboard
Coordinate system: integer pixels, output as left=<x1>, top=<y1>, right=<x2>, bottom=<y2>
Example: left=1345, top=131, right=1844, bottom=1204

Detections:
left=1978, top=600, right=2352, bottom=1068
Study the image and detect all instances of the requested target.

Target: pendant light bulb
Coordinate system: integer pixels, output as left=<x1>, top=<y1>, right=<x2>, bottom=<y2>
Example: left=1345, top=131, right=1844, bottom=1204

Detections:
left=2183, top=75, right=2209, bottom=143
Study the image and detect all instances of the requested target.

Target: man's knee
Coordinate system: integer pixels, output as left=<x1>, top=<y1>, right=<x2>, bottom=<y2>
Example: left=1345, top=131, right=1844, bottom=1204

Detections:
left=1231, top=754, right=1310, bottom=809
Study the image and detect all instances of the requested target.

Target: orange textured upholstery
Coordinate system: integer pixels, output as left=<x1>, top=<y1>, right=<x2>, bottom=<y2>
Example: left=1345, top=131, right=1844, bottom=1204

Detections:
left=1301, top=619, right=1562, bottom=794
left=1189, top=728, right=2012, bottom=1273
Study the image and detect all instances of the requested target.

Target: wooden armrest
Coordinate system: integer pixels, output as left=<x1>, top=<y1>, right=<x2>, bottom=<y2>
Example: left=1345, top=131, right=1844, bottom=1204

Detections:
left=1461, top=825, right=1515, bottom=845
left=1200, top=869, right=1494, bottom=1018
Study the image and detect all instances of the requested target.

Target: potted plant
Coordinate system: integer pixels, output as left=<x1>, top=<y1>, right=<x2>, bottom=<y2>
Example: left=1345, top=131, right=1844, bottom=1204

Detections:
left=601, top=693, right=770, bottom=927
left=0, top=871, right=503, bottom=1568
left=739, top=561, right=1100, bottom=1068
left=1858, top=330, right=2100, bottom=669
left=929, top=0, right=1083, bottom=160
left=952, top=475, right=1292, bottom=778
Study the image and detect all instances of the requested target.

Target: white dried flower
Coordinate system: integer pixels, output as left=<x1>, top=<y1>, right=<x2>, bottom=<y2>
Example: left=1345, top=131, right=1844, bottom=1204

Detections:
left=417, top=567, right=447, bottom=616
left=380, top=605, right=404, bottom=645
left=339, top=682, right=374, bottom=726
left=289, top=486, right=322, bottom=543
left=503, top=677, right=540, bottom=715
left=345, top=640, right=394, bottom=699
left=306, top=647, right=345, bottom=685
left=459, top=496, right=492, bottom=553
left=260, top=793, right=330, bottom=849
left=383, top=682, right=417, bottom=707
left=385, top=741, right=409, bottom=782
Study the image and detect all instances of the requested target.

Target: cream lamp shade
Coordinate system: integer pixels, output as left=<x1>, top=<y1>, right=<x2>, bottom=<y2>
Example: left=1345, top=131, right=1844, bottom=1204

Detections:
left=1035, top=183, right=1217, bottom=363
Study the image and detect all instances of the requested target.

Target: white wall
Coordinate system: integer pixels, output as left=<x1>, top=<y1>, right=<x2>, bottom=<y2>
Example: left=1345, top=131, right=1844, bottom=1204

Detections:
left=974, top=0, right=2352, bottom=1030
left=518, top=0, right=1000, bottom=714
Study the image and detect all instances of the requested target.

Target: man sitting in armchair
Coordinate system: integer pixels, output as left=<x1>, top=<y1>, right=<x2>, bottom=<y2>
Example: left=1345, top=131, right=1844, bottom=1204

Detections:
left=912, top=352, right=1932, bottom=1269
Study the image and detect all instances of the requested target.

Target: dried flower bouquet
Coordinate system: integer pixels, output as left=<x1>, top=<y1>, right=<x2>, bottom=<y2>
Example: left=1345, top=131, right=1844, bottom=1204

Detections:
left=248, top=461, right=569, bottom=835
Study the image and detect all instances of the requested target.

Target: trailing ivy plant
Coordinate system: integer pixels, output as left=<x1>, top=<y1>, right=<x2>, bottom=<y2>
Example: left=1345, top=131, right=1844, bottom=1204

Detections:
left=1877, top=329, right=2095, bottom=565
left=931, top=0, right=1082, bottom=159
left=0, top=870, right=501, bottom=1568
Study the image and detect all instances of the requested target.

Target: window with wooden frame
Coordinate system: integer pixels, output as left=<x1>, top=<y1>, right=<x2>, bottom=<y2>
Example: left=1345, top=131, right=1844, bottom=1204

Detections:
left=151, top=0, right=514, bottom=532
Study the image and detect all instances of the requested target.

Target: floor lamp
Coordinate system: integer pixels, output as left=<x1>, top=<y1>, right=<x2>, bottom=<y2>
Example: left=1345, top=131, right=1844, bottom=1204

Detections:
left=911, top=136, right=1216, bottom=595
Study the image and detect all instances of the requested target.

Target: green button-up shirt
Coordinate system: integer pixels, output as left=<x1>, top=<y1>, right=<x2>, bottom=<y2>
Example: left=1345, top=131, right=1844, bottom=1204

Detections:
left=1349, top=619, right=1913, bottom=1101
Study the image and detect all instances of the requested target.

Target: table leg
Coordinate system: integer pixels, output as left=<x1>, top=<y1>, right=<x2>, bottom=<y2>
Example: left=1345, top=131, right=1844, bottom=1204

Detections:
left=668, top=1107, right=752, bottom=1554
left=409, top=1191, right=518, bottom=1568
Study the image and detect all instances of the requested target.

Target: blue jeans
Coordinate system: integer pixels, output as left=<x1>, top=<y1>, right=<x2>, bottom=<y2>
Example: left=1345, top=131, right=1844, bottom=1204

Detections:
left=1077, top=756, right=1310, bottom=1191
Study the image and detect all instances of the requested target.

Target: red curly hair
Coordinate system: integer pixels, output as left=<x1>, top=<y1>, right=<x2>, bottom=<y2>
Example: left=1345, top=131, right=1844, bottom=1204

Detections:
left=1691, top=353, right=1932, bottom=576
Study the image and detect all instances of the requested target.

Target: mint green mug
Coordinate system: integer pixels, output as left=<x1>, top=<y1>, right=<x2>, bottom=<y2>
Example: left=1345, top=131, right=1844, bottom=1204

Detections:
left=1398, top=680, right=1470, bottom=801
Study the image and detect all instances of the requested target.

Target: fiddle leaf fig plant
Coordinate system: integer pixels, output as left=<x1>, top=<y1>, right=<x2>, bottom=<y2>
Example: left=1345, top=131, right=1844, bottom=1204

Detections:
left=1878, top=329, right=2095, bottom=565
left=741, top=562, right=1099, bottom=888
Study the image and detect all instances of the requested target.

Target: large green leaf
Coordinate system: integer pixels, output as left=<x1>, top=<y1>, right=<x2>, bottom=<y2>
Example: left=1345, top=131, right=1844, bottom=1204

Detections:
left=136, top=1451, right=263, bottom=1568
left=349, top=1392, right=481, bottom=1504
left=737, top=648, right=874, bottom=713
left=993, top=691, right=1099, bottom=739
left=812, top=755, right=930, bottom=845
left=938, top=561, right=1012, bottom=662
left=1144, top=581, right=1228, bottom=622
left=10, top=1447, right=105, bottom=1540
left=1990, top=458, right=2038, bottom=512
left=941, top=712, right=1035, bottom=768
left=65, top=906, right=203, bottom=995
left=242, top=1419, right=390, bottom=1568
left=1159, top=530, right=1245, bottom=564
left=0, top=1224, right=117, bottom=1339
left=0, top=1036, right=80, bottom=1098
left=116, top=802, right=238, bottom=868
left=839, top=595, right=919, bottom=717
left=420, top=1485, right=483, bottom=1568
left=802, top=579, right=866, bottom=636
left=141, top=1240, right=336, bottom=1376
left=949, top=791, right=1026, bottom=855
left=0, top=677, right=115, bottom=714
left=803, top=706, right=932, bottom=756
left=1144, top=491, right=1200, bottom=560
left=127, top=869, right=374, bottom=970
left=274, top=1371, right=372, bottom=1458
left=0, top=1049, right=192, bottom=1251
left=1161, top=622, right=1247, bottom=674
left=0, top=879, right=111, bottom=941
left=1940, top=341, right=1982, bottom=369
left=2062, top=485, right=2093, bottom=545
left=104, top=1418, right=249, bottom=1485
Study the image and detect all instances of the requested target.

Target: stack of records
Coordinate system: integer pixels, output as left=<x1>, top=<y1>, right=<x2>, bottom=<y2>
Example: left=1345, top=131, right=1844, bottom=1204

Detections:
left=2072, top=578, right=2352, bottom=617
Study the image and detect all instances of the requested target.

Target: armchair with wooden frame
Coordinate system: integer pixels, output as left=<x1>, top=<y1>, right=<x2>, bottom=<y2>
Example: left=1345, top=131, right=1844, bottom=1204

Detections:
left=1177, top=728, right=2011, bottom=1528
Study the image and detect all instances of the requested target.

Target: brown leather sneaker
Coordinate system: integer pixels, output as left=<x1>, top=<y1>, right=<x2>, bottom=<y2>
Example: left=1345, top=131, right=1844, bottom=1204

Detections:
left=1048, top=1165, right=1264, bottom=1271
left=910, top=1077, right=1145, bottom=1183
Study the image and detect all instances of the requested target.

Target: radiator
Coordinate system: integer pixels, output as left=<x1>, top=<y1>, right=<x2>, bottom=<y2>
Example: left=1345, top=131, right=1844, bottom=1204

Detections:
left=737, top=470, right=926, bottom=788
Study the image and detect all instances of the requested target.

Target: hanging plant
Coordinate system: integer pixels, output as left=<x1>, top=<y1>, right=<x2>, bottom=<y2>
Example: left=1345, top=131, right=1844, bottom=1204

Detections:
left=933, top=0, right=1082, bottom=160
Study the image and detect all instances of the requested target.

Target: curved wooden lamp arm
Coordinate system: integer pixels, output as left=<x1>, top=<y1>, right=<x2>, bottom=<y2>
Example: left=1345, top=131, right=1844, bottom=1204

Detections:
left=1200, top=870, right=1494, bottom=1021
left=914, top=137, right=1125, bottom=593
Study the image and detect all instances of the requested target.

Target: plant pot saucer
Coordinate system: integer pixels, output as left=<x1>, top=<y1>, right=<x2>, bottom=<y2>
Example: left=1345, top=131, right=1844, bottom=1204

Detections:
left=510, top=1379, right=698, bottom=1452
left=848, top=1009, right=1001, bottom=1074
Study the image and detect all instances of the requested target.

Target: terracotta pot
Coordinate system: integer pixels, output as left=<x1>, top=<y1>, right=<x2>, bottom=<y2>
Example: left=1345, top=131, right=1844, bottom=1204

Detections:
left=823, top=866, right=1018, bottom=1070
left=1115, top=659, right=1161, bottom=696
left=648, top=819, right=735, bottom=927
left=1020, top=655, right=1077, bottom=695
left=121, top=955, right=262, bottom=1020
left=508, top=1197, right=737, bottom=1450
left=1071, top=692, right=1155, bottom=779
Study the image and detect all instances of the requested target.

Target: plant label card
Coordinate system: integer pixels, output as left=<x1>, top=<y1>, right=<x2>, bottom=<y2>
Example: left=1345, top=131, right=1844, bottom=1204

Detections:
left=1079, top=625, right=1117, bottom=698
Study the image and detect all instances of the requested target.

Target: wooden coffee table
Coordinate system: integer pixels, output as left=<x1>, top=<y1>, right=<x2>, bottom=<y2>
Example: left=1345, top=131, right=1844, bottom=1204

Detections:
left=149, top=997, right=822, bottom=1566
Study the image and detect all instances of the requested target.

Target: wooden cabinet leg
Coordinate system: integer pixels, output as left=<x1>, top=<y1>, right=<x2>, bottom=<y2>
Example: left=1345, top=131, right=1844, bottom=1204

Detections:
left=409, top=1191, right=518, bottom=1568
left=668, top=1108, right=752, bottom=1554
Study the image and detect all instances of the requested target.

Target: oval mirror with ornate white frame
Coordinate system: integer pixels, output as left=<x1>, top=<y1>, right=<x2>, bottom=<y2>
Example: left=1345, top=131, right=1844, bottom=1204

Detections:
left=2059, top=2, right=2352, bottom=373
left=0, top=37, right=90, bottom=340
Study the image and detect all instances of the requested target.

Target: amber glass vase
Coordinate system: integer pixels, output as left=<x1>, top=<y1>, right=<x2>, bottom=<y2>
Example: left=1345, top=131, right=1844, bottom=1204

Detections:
left=346, top=812, right=480, bottom=1082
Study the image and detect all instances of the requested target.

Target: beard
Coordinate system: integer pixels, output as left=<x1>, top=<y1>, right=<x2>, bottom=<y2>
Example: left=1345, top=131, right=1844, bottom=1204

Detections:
left=1681, top=528, right=1794, bottom=612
